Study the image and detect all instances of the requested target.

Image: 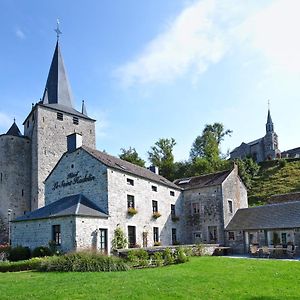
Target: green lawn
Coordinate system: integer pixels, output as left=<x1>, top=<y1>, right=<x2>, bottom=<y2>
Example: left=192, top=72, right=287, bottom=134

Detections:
left=1, top=257, right=300, bottom=299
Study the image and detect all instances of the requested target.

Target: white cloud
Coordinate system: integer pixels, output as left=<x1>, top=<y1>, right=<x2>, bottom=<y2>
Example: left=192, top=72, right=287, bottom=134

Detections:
left=237, top=0, right=300, bottom=74
left=115, top=0, right=300, bottom=87
left=115, top=0, right=230, bottom=86
left=15, top=28, right=26, bottom=40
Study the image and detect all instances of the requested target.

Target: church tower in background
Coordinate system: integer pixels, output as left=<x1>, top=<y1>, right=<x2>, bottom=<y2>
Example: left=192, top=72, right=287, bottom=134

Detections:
left=263, top=108, right=280, bottom=160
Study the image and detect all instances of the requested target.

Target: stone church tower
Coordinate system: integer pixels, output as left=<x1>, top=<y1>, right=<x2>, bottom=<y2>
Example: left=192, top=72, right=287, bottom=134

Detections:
left=263, top=109, right=280, bottom=160
left=0, top=38, right=96, bottom=242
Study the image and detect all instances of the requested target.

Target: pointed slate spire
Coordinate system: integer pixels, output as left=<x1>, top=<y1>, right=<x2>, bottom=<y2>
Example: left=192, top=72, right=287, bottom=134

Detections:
left=41, top=41, right=74, bottom=108
left=81, top=100, right=88, bottom=116
left=6, top=120, right=22, bottom=137
left=266, top=109, right=274, bottom=133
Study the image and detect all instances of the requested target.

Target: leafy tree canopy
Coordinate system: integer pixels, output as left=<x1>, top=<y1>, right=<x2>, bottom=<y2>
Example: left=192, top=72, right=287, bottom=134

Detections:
left=148, top=138, right=176, bottom=180
left=119, top=147, right=145, bottom=167
left=190, top=123, right=232, bottom=161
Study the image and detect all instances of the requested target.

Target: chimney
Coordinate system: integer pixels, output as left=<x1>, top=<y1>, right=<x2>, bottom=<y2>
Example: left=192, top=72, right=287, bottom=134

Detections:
left=67, top=133, right=82, bottom=153
left=148, top=165, right=159, bottom=175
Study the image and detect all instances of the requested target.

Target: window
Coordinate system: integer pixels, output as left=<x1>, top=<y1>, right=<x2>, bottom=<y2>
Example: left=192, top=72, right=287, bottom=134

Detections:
left=127, top=178, right=134, bottom=186
left=171, top=204, right=176, bottom=217
left=21, top=189, right=24, bottom=197
left=281, top=233, right=287, bottom=245
left=27, top=120, right=29, bottom=128
left=32, top=113, right=35, bottom=121
left=99, top=228, right=108, bottom=253
left=172, top=228, right=177, bottom=245
left=57, top=112, right=63, bottom=121
left=192, top=202, right=200, bottom=214
left=128, top=226, right=136, bottom=248
left=151, top=185, right=157, bottom=192
left=127, top=195, right=135, bottom=208
left=170, top=191, right=175, bottom=197
left=153, top=227, right=159, bottom=243
left=228, top=200, right=233, bottom=214
left=73, top=116, right=79, bottom=125
left=152, top=200, right=158, bottom=213
left=208, top=226, right=217, bottom=243
left=228, top=231, right=235, bottom=241
left=52, top=225, right=61, bottom=245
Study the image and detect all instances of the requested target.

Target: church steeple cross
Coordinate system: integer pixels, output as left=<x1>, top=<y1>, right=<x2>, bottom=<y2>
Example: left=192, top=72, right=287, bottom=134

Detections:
left=54, top=19, right=62, bottom=41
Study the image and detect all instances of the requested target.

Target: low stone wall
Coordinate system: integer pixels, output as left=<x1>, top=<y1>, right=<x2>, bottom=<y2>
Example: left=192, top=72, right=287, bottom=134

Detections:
left=117, top=244, right=222, bottom=257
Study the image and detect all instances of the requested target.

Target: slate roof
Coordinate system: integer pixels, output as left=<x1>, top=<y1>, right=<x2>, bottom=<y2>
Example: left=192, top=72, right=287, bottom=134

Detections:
left=5, top=122, right=23, bottom=137
left=13, top=194, right=108, bottom=222
left=41, top=41, right=74, bottom=108
left=82, top=146, right=180, bottom=190
left=173, top=169, right=232, bottom=190
left=267, top=192, right=300, bottom=204
left=226, top=201, right=300, bottom=231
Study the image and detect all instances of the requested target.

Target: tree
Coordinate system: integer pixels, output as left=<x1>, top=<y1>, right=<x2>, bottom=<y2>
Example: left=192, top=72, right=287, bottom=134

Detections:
left=190, top=123, right=232, bottom=161
left=234, top=157, right=260, bottom=189
left=148, top=138, right=176, bottom=180
left=119, top=147, right=145, bottom=167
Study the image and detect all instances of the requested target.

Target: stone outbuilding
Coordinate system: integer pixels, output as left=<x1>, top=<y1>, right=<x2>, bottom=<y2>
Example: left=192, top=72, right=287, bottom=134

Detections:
left=174, top=166, right=248, bottom=245
left=226, top=201, right=300, bottom=254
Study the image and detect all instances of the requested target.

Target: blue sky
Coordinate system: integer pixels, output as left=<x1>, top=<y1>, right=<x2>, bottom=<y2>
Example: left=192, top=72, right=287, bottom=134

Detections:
left=1, top=0, right=299, bottom=162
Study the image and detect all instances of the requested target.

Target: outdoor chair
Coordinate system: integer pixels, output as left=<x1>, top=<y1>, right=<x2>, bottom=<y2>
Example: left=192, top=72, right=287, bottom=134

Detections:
left=287, top=245, right=296, bottom=259
left=261, top=246, right=270, bottom=258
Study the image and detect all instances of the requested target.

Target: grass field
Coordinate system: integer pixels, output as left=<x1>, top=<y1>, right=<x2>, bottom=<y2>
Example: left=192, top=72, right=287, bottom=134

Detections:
left=249, top=160, right=300, bottom=205
left=1, top=257, right=300, bottom=299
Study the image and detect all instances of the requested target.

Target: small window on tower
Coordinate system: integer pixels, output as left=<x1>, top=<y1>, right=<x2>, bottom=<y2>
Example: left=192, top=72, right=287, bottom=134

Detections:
left=57, top=112, right=63, bottom=121
left=27, top=120, right=29, bottom=128
left=73, top=117, right=79, bottom=125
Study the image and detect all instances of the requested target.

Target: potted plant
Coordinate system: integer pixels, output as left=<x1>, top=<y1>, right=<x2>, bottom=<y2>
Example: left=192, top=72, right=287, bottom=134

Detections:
left=152, top=212, right=161, bottom=219
left=171, top=215, right=180, bottom=222
left=127, top=207, right=138, bottom=216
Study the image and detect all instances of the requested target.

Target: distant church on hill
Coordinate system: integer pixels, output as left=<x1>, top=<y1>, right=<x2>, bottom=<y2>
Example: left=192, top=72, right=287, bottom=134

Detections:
left=230, top=109, right=281, bottom=163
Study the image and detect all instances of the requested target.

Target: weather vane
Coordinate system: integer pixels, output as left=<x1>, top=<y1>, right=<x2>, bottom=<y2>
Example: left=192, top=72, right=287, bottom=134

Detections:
left=268, top=99, right=270, bottom=110
left=54, top=19, right=62, bottom=41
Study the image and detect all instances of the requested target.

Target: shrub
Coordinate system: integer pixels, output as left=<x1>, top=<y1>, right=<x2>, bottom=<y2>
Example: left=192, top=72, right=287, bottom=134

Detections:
left=38, top=251, right=130, bottom=272
left=163, top=248, right=174, bottom=265
left=152, top=252, right=163, bottom=267
left=32, top=246, right=52, bottom=258
left=127, top=249, right=149, bottom=267
left=278, top=159, right=287, bottom=168
left=175, top=248, right=189, bottom=264
left=193, top=244, right=205, bottom=256
left=8, top=246, right=31, bottom=262
left=0, top=257, right=42, bottom=272
left=111, top=227, right=127, bottom=250
left=0, top=244, right=10, bottom=262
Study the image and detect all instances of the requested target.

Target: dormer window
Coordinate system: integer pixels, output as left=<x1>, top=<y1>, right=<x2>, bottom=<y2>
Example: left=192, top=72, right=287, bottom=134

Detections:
left=57, top=112, right=63, bottom=121
left=151, top=185, right=157, bottom=192
left=127, top=178, right=134, bottom=186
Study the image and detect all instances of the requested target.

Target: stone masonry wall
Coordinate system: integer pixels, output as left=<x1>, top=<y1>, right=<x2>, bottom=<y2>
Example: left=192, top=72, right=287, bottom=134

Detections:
left=222, top=166, right=248, bottom=229
left=45, top=149, right=108, bottom=213
left=24, top=105, right=96, bottom=210
left=182, top=185, right=224, bottom=245
left=0, top=135, right=31, bottom=243
left=106, top=169, right=183, bottom=249
left=11, top=216, right=75, bottom=252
